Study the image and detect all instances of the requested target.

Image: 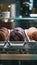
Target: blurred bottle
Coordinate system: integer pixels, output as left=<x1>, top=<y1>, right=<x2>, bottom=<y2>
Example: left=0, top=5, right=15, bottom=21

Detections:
left=29, top=0, right=33, bottom=14
left=20, top=0, right=30, bottom=17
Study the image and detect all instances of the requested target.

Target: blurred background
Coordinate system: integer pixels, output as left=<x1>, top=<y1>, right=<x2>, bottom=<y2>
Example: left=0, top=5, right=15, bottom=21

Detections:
left=0, top=0, right=37, bottom=29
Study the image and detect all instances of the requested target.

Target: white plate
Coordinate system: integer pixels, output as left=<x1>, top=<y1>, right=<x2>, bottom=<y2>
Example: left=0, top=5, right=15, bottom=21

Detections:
left=30, top=14, right=37, bottom=17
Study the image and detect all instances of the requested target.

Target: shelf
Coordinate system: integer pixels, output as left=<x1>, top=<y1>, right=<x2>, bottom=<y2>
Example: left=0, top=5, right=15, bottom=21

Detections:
left=0, top=42, right=37, bottom=60
left=0, top=17, right=37, bottom=20
left=0, top=54, right=37, bottom=60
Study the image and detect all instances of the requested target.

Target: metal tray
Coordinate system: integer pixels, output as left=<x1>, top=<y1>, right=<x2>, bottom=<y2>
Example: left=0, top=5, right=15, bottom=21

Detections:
left=10, top=41, right=25, bottom=46
left=0, top=41, right=37, bottom=54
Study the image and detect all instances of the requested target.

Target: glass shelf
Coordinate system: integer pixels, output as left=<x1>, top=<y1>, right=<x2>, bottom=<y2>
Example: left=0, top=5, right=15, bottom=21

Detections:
left=0, top=17, right=37, bottom=20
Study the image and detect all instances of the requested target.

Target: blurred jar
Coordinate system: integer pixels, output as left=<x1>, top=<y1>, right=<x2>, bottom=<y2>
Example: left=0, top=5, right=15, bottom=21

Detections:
left=0, top=11, right=14, bottom=29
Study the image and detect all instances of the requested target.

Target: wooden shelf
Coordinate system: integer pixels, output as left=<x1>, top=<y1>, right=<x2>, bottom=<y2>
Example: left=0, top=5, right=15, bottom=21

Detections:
left=0, top=54, right=37, bottom=60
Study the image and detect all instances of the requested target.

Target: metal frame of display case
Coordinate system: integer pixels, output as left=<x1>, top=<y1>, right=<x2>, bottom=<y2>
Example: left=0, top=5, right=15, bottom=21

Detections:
left=0, top=17, right=37, bottom=20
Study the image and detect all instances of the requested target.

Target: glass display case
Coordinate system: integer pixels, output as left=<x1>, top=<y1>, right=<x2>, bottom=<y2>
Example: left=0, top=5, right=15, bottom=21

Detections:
left=0, top=0, right=37, bottom=61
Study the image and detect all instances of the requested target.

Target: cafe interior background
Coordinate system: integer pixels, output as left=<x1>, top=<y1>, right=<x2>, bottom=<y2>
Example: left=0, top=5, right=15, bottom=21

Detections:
left=0, top=0, right=37, bottom=65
